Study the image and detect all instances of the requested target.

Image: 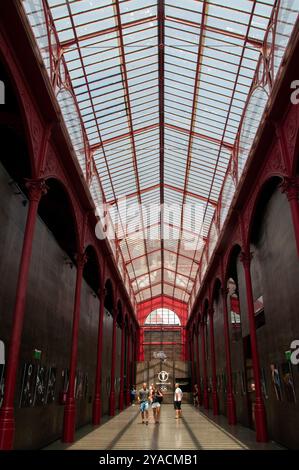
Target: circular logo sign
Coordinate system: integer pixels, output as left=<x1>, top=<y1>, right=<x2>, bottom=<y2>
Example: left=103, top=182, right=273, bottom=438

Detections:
left=158, top=371, right=169, bottom=382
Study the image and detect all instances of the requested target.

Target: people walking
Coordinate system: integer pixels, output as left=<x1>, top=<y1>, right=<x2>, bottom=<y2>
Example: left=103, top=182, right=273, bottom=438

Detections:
left=138, top=382, right=150, bottom=425
left=150, top=385, right=163, bottom=424
left=174, top=382, right=183, bottom=419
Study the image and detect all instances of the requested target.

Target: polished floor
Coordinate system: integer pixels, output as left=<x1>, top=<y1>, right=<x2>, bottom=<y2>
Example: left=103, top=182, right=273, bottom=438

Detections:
left=46, top=405, right=283, bottom=450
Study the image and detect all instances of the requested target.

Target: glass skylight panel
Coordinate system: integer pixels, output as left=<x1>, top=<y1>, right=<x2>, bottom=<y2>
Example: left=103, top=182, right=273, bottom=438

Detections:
left=22, top=0, right=296, bottom=308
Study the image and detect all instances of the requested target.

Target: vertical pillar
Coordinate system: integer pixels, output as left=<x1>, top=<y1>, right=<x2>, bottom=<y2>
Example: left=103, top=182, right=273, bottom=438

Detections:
left=221, top=286, right=237, bottom=425
left=126, top=330, right=131, bottom=406
left=119, top=321, right=125, bottom=411
left=195, top=329, right=202, bottom=406
left=109, top=310, right=117, bottom=416
left=280, top=178, right=299, bottom=255
left=63, top=252, right=87, bottom=443
left=0, top=179, right=47, bottom=450
left=208, top=308, right=219, bottom=415
left=200, top=320, right=209, bottom=409
left=92, top=288, right=105, bottom=425
left=241, top=251, right=268, bottom=442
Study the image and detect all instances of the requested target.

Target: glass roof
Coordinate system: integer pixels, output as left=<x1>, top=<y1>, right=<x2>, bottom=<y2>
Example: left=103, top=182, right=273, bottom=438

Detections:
left=22, top=0, right=298, bottom=311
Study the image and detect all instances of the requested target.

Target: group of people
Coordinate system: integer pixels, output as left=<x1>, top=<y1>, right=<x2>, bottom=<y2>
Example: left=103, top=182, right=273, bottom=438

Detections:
left=134, top=382, right=183, bottom=424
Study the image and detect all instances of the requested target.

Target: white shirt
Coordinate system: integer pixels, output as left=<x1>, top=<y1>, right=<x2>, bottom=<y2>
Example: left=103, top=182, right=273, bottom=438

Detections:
left=174, top=387, right=183, bottom=401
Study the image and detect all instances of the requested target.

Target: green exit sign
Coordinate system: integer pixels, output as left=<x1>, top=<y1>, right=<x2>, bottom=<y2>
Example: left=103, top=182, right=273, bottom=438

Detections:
left=285, top=350, right=292, bottom=362
left=33, top=349, right=42, bottom=360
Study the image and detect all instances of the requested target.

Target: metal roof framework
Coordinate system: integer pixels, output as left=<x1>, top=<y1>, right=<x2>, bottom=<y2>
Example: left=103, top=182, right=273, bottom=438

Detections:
left=22, top=0, right=298, bottom=311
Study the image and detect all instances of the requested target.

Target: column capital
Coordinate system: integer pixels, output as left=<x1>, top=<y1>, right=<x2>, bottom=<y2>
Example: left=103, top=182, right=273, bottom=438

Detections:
left=280, top=177, right=299, bottom=201
left=25, top=178, right=48, bottom=203
left=240, top=251, right=253, bottom=268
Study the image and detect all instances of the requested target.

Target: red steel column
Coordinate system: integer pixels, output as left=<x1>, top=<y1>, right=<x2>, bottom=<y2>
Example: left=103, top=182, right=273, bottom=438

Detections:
left=195, top=329, right=202, bottom=406
left=0, top=179, right=47, bottom=450
left=63, top=252, right=87, bottom=442
left=208, top=308, right=219, bottom=415
left=126, top=330, right=131, bottom=406
left=221, top=286, right=237, bottom=425
left=241, top=251, right=268, bottom=442
left=200, top=320, right=209, bottom=409
left=109, top=310, right=117, bottom=416
left=92, top=287, right=105, bottom=425
left=119, top=321, right=126, bottom=411
left=181, top=327, right=187, bottom=360
left=280, top=178, right=299, bottom=255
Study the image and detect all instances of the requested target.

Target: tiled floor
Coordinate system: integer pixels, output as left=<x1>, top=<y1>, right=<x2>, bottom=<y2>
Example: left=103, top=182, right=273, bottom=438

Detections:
left=45, top=405, right=283, bottom=450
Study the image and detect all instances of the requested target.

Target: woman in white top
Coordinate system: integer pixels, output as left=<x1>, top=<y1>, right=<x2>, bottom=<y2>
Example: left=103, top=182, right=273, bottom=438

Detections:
left=174, top=383, right=183, bottom=419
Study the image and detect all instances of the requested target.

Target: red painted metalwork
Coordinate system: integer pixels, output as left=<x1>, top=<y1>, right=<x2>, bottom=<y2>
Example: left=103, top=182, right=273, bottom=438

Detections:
left=0, top=179, right=47, bottom=450
left=208, top=308, right=219, bottom=416
left=113, top=0, right=153, bottom=299
left=240, top=251, right=268, bottom=442
left=171, top=0, right=208, bottom=299
left=63, top=250, right=88, bottom=443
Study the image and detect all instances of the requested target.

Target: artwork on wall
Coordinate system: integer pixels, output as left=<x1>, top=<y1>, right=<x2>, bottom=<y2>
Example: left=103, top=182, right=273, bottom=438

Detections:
left=19, top=363, right=35, bottom=407
left=232, top=372, right=238, bottom=395
left=75, top=371, right=84, bottom=400
left=281, top=362, right=296, bottom=403
left=216, top=375, right=221, bottom=392
left=46, top=367, right=57, bottom=404
left=238, top=371, right=246, bottom=396
left=0, top=364, right=4, bottom=408
left=83, top=373, right=88, bottom=401
left=33, top=365, right=47, bottom=406
left=59, top=368, right=69, bottom=404
left=270, top=363, right=282, bottom=401
left=106, top=376, right=111, bottom=397
left=260, top=367, right=268, bottom=399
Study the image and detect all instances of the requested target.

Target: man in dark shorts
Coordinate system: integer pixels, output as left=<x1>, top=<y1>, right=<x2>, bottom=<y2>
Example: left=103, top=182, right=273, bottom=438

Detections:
left=174, top=382, right=183, bottom=419
left=138, top=382, right=150, bottom=425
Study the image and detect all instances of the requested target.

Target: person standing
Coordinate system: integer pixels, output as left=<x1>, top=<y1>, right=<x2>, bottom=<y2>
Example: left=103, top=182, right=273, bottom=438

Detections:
left=150, top=385, right=163, bottom=424
left=174, top=382, right=183, bottom=419
left=138, top=382, right=150, bottom=425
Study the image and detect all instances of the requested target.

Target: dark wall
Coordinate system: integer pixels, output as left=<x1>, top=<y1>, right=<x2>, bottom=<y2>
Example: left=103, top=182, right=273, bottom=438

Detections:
left=237, top=187, right=299, bottom=449
left=0, top=162, right=112, bottom=449
left=101, top=309, right=113, bottom=416
left=213, top=292, right=226, bottom=416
